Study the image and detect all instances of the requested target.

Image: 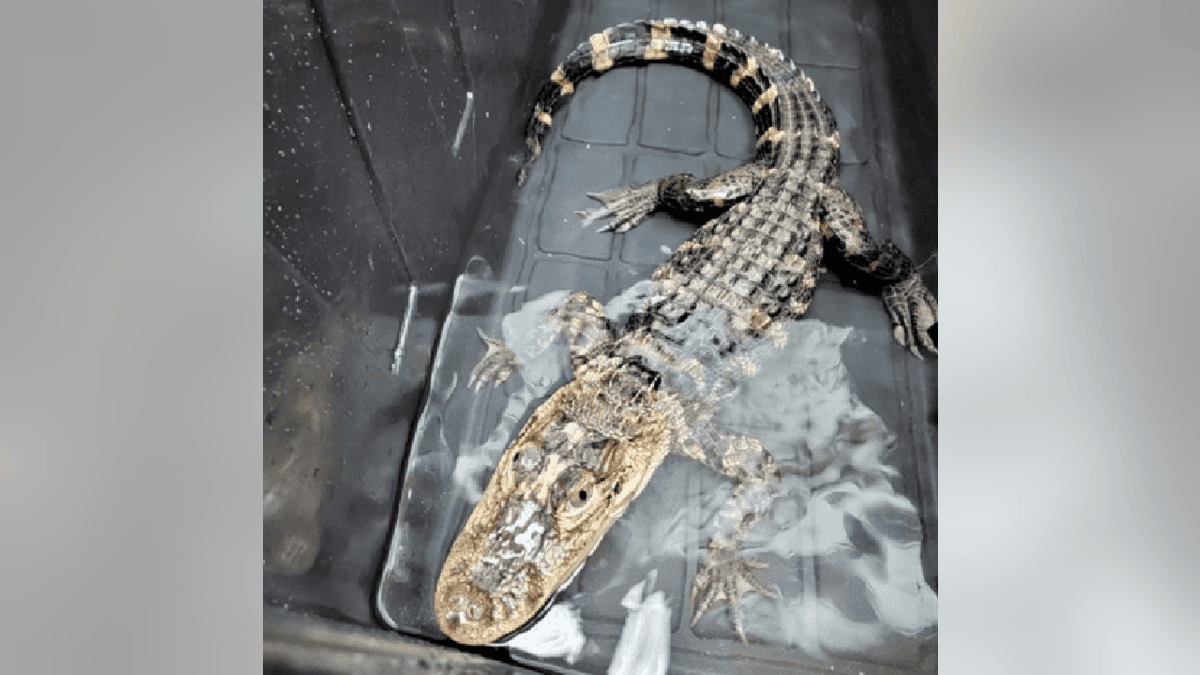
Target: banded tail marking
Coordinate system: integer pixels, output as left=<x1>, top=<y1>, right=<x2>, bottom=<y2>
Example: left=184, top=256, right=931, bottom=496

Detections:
left=590, top=32, right=613, bottom=71
left=702, top=32, right=722, bottom=70
left=644, top=22, right=671, bottom=60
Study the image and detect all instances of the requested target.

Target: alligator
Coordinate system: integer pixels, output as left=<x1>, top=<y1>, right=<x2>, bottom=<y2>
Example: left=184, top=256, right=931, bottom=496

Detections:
left=433, top=18, right=937, bottom=646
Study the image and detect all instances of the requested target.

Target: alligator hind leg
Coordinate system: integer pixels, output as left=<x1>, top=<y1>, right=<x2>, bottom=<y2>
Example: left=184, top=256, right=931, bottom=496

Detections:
left=818, top=184, right=938, bottom=356
left=580, top=163, right=766, bottom=233
left=883, top=275, right=938, bottom=356
left=579, top=179, right=660, bottom=233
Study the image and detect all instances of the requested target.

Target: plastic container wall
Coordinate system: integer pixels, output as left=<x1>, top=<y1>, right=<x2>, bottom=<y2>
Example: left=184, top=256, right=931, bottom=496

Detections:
left=263, top=0, right=567, bottom=669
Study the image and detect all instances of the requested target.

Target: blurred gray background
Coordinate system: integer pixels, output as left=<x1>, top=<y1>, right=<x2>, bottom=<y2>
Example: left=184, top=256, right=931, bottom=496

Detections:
left=1, top=1, right=1199, bottom=673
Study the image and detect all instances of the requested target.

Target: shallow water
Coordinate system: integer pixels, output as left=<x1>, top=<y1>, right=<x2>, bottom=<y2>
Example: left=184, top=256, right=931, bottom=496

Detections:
left=378, top=270, right=936, bottom=672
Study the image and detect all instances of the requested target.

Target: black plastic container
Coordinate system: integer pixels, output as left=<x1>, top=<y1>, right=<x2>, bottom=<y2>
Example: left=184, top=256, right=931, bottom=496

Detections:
left=264, top=1, right=936, bottom=672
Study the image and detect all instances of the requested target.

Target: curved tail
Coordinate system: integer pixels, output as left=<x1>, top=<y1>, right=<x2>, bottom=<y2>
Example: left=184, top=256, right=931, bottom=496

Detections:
left=517, top=19, right=834, bottom=185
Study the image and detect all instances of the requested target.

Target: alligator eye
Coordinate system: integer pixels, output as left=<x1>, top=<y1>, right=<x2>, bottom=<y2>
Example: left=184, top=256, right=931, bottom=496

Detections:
left=568, top=485, right=591, bottom=509
left=612, top=481, right=621, bottom=494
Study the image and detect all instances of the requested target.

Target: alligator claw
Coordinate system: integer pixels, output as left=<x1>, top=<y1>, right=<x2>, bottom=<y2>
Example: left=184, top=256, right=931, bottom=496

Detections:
left=578, top=181, right=659, bottom=233
left=691, top=543, right=777, bottom=643
left=883, top=274, right=938, bottom=357
left=468, top=328, right=520, bottom=390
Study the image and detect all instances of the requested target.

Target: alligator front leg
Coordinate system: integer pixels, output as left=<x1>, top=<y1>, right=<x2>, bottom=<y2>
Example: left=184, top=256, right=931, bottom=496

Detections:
left=677, top=427, right=782, bottom=642
left=545, top=291, right=615, bottom=369
left=469, top=291, right=616, bottom=390
left=692, top=536, right=776, bottom=644
left=469, top=328, right=522, bottom=390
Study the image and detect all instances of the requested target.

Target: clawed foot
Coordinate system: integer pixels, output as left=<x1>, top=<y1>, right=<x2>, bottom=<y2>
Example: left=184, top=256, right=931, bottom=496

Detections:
left=468, top=328, right=520, bottom=390
left=883, top=274, right=938, bottom=357
left=691, top=542, right=777, bottom=643
left=577, top=180, right=660, bottom=233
